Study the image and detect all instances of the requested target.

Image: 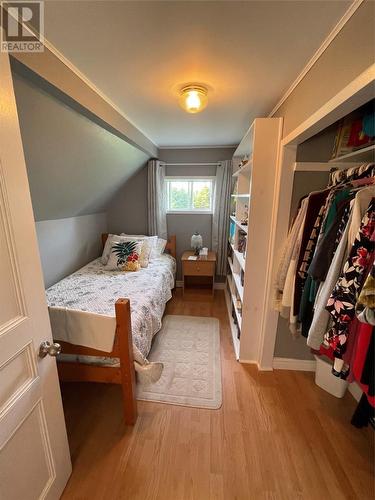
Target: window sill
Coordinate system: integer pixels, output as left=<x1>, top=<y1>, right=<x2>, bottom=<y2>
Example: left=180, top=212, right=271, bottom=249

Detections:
left=167, top=211, right=213, bottom=215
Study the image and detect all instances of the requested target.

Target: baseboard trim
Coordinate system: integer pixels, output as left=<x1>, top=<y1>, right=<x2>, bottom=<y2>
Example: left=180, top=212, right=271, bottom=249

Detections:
left=176, top=281, right=225, bottom=290
left=273, top=357, right=316, bottom=372
left=239, top=359, right=257, bottom=365
left=348, top=382, right=363, bottom=402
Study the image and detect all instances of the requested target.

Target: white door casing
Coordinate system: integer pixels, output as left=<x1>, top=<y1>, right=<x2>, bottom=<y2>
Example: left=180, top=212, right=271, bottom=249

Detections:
left=0, top=50, right=71, bottom=499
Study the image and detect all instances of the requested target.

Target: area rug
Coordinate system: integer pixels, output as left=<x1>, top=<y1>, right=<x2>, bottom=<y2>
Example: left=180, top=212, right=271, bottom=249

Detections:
left=137, top=315, right=222, bottom=409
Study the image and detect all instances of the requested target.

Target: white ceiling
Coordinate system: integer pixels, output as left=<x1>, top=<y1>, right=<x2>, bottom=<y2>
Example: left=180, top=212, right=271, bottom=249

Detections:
left=43, top=0, right=351, bottom=148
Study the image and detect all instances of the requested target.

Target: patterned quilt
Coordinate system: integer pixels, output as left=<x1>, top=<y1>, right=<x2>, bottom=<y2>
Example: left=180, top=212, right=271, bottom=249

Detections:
left=46, top=254, right=176, bottom=364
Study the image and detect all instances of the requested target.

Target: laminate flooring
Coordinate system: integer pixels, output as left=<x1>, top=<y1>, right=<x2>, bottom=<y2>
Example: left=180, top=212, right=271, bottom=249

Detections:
left=61, top=289, right=374, bottom=500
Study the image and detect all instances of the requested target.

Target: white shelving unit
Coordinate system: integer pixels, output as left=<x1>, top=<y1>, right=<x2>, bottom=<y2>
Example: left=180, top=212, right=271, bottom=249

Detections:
left=230, top=215, right=248, bottom=234
left=226, top=117, right=282, bottom=362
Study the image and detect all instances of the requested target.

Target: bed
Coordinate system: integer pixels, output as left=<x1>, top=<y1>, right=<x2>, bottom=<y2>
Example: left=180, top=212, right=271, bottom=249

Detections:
left=46, top=234, right=176, bottom=425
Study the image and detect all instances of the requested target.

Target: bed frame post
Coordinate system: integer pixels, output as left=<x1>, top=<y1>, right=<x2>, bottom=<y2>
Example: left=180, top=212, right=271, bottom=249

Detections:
left=115, top=298, right=138, bottom=425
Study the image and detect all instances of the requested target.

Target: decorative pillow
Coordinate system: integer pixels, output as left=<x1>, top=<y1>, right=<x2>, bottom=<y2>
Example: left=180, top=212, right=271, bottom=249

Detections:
left=121, top=234, right=159, bottom=261
left=105, top=240, right=142, bottom=272
left=119, top=234, right=152, bottom=268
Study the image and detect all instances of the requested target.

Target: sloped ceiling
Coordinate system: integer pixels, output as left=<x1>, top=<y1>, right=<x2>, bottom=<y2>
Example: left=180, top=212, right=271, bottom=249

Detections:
left=42, top=0, right=352, bottom=147
left=13, top=70, right=149, bottom=221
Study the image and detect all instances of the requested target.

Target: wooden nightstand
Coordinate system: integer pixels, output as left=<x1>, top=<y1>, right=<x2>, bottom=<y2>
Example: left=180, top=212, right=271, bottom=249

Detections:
left=181, top=251, right=216, bottom=296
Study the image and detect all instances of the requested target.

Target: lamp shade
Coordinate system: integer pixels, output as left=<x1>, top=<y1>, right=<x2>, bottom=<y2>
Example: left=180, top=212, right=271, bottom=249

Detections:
left=179, top=85, right=208, bottom=114
left=191, top=232, right=203, bottom=250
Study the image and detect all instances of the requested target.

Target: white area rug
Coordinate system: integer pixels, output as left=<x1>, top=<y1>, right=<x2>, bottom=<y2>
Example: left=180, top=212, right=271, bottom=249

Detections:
left=137, top=315, right=222, bottom=409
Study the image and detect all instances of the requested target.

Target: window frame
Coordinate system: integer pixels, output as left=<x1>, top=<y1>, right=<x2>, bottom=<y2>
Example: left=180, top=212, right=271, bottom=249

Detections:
left=165, top=176, right=215, bottom=215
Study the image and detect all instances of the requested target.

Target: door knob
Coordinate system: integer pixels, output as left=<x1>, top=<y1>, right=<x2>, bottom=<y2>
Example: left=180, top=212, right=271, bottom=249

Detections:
left=39, top=340, right=61, bottom=358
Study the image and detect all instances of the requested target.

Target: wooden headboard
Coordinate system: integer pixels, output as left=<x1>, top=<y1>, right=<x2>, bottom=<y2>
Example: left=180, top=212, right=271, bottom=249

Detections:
left=101, top=234, right=176, bottom=260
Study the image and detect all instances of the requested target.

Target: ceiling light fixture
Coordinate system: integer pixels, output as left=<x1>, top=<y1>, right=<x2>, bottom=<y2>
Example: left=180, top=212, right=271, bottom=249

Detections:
left=179, top=85, right=208, bottom=114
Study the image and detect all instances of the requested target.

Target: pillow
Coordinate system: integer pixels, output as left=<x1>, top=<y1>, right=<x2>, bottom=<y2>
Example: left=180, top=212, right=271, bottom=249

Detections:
left=119, top=235, right=152, bottom=268
left=121, top=234, right=159, bottom=261
left=101, top=234, right=118, bottom=265
left=102, top=234, right=151, bottom=266
left=105, top=240, right=142, bottom=272
left=150, top=238, right=168, bottom=259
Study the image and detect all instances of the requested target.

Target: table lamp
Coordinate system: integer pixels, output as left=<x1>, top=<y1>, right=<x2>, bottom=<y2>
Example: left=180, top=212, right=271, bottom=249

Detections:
left=191, top=231, right=203, bottom=256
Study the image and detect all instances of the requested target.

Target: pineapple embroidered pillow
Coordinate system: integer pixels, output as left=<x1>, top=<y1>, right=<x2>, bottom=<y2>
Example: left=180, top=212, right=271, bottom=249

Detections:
left=105, top=240, right=143, bottom=272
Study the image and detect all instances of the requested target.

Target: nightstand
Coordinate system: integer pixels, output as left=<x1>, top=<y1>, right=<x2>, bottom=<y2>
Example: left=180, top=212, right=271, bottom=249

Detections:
left=181, top=251, right=216, bottom=296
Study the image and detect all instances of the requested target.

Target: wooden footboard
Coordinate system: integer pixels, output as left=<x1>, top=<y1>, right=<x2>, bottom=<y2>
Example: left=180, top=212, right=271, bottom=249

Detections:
left=56, top=233, right=176, bottom=426
left=57, top=298, right=137, bottom=425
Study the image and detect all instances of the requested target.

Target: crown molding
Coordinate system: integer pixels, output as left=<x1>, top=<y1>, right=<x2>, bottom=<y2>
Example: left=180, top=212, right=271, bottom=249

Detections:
left=268, top=0, right=364, bottom=117
left=42, top=37, right=159, bottom=151
left=159, top=145, right=237, bottom=150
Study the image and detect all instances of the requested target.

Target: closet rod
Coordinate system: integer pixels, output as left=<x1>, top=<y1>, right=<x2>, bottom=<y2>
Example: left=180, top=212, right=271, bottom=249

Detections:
left=161, top=162, right=220, bottom=166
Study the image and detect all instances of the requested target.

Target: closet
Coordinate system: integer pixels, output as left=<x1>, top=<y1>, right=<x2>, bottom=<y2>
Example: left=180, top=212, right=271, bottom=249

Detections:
left=275, top=100, right=374, bottom=426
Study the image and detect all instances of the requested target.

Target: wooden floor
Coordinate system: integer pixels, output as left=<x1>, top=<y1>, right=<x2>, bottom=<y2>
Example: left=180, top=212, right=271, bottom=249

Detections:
left=61, top=289, right=374, bottom=500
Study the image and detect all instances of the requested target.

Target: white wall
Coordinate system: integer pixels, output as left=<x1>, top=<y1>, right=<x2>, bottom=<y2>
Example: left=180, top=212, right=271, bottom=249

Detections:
left=273, top=1, right=375, bottom=137
left=36, top=213, right=107, bottom=288
left=269, top=1, right=374, bottom=361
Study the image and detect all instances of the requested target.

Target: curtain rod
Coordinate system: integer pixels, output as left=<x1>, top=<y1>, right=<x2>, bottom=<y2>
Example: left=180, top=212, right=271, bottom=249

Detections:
left=160, top=162, right=220, bottom=166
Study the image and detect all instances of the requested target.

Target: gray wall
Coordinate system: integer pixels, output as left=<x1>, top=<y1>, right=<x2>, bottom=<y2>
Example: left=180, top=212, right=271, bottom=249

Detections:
left=12, top=70, right=149, bottom=221
left=108, top=147, right=235, bottom=280
left=107, top=165, right=149, bottom=235
left=36, top=213, right=108, bottom=288
left=162, top=148, right=235, bottom=280
left=12, top=65, right=149, bottom=287
left=296, top=124, right=337, bottom=163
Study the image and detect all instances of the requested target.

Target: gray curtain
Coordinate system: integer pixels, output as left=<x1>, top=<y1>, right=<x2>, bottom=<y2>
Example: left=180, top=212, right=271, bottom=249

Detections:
left=147, top=159, right=167, bottom=239
left=212, top=160, right=232, bottom=275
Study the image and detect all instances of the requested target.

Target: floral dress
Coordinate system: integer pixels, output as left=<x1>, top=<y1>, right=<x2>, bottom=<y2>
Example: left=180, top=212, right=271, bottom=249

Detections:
left=325, top=198, right=375, bottom=372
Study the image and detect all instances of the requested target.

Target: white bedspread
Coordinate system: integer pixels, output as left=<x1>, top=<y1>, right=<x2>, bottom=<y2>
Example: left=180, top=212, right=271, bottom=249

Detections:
left=46, top=254, right=176, bottom=364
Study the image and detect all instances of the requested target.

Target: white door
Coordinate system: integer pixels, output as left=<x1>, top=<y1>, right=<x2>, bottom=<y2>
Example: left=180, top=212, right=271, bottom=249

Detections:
left=0, top=51, right=71, bottom=499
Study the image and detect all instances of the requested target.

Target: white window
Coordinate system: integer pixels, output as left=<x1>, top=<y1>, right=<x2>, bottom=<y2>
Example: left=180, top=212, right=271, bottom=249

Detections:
left=165, top=177, right=215, bottom=214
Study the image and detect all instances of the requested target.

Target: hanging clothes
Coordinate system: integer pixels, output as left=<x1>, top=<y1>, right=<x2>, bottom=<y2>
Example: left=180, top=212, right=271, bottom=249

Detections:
left=325, top=198, right=375, bottom=375
left=308, top=197, right=353, bottom=282
left=329, top=163, right=375, bottom=186
left=275, top=197, right=308, bottom=314
left=306, top=216, right=352, bottom=348
left=355, top=264, right=375, bottom=325
left=350, top=323, right=375, bottom=406
left=298, top=189, right=354, bottom=335
left=293, top=189, right=330, bottom=317
left=276, top=162, right=375, bottom=384
left=351, top=393, right=374, bottom=428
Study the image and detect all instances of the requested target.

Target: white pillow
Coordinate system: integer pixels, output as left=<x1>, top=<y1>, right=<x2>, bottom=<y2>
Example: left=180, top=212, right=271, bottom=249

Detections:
left=101, top=234, right=117, bottom=265
left=105, top=240, right=143, bottom=271
left=121, top=234, right=159, bottom=260
left=150, top=238, right=168, bottom=259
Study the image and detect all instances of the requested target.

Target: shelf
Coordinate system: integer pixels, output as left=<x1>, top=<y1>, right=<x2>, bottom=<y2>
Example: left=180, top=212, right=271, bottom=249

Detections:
left=227, top=256, right=234, bottom=274
left=232, top=272, right=244, bottom=301
left=233, top=123, right=254, bottom=158
left=293, top=161, right=358, bottom=172
left=329, top=144, right=375, bottom=163
left=232, top=157, right=252, bottom=177
left=230, top=292, right=242, bottom=330
left=230, top=216, right=248, bottom=234
left=233, top=249, right=246, bottom=271
left=224, top=288, right=240, bottom=360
